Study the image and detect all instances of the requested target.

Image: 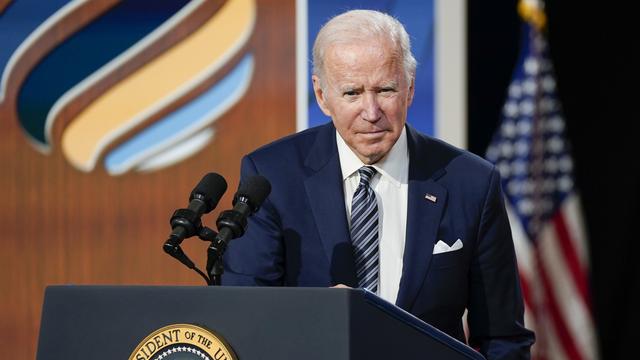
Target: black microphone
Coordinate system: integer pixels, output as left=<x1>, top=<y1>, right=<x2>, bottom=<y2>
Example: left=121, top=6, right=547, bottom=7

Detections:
left=164, top=173, right=227, bottom=261
left=205, top=175, right=270, bottom=284
left=215, top=175, right=271, bottom=246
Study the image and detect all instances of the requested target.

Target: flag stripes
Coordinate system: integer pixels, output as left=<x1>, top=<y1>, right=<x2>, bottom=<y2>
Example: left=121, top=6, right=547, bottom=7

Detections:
left=485, top=3, right=598, bottom=358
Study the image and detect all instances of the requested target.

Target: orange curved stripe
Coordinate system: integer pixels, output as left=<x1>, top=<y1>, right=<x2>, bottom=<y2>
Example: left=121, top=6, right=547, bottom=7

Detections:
left=62, top=0, right=255, bottom=171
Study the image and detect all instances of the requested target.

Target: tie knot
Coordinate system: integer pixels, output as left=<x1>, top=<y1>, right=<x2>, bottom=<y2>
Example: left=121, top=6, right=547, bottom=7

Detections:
left=358, top=166, right=376, bottom=186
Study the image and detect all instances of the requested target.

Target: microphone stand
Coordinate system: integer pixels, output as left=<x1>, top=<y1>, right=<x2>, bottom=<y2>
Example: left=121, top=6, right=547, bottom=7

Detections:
left=165, top=178, right=268, bottom=285
left=163, top=225, right=226, bottom=286
left=205, top=206, right=249, bottom=285
left=166, top=220, right=237, bottom=286
left=198, top=227, right=226, bottom=286
left=163, top=235, right=210, bottom=285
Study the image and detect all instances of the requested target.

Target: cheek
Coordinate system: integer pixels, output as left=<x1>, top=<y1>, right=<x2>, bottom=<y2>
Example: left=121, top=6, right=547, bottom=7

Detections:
left=382, top=99, right=406, bottom=118
left=332, top=107, right=359, bottom=129
left=378, top=109, right=406, bottom=133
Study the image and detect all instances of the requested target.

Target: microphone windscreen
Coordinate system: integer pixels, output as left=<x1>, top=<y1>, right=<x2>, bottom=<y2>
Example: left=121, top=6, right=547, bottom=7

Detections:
left=191, top=172, right=228, bottom=212
left=235, top=175, right=272, bottom=210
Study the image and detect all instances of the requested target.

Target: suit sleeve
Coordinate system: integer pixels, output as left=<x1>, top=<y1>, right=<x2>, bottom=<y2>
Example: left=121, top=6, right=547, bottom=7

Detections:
left=221, top=155, right=285, bottom=286
left=467, top=168, right=536, bottom=359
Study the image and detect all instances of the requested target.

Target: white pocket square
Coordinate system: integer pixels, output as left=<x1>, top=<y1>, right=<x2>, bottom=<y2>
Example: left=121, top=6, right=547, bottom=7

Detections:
left=432, top=239, right=463, bottom=254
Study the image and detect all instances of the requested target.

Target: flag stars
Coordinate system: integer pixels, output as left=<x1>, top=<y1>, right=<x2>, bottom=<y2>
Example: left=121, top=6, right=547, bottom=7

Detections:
left=486, top=145, right=500, bottom=162
left=541, top=198, right=554, bottom=212
left=542, top=178, right=556, bottom=193
left=507, top=179, right=535, bottom=196
left=501, top=120, right=517, bottom=138
left=509, top=82, right=523, bottom=97
left=483, top=39, right=599, bottom=359
left=518, top=198, right=535, bottom=215
left=515, top=139, right=530, bottom=156
left=525, top=57, right=540, bottom=75
left=522, top=78, right=538, bottom=95
left=500, top=142, right=515, bottom=158
left=544, top=157, right=559, bottom=173
left=546, top=115, right=565, bottom=132
left=539, top=97, right=558, bottom=113
left=517, top=119, right=533, bottom=135
left=558, top=176, right=574, bottom=192
left=486, top=26, right=578, bottom=237
left=523, top=179, right=534, bottom=193
left=512, top=160, right=529, bottom=176
left=558, top=155, right=573, bottom=172
left=546, top=136, right=565, bottom=153
left=519, top=100, right=535, bottom=116
left=507, top=180, right=520, bottom=195
left=504, top=101, right=519, bottom=117
left=497, top=161, right=511, bottom=178
left=542, top=75, right=556, bottom=92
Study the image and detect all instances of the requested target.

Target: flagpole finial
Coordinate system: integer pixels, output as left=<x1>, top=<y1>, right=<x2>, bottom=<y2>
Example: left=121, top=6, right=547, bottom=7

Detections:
left=518, top=0, right=547, bottom=30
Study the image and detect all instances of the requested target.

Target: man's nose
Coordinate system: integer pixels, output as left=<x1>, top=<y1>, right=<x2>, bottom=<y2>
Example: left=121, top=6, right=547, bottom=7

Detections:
left=361, top=92, right=381, bottom=122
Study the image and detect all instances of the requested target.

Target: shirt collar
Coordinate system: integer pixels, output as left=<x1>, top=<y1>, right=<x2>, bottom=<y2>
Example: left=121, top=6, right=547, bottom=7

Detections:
left=336, top=126, right=408, bottom=187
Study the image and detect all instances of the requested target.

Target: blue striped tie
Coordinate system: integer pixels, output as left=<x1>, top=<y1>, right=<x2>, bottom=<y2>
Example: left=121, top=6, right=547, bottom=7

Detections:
left=350, top=166, right=379, bottom=292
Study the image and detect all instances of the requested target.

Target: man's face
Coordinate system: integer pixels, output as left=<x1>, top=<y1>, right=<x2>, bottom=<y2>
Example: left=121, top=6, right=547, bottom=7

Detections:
left=312, top=40, right=414, bottom=164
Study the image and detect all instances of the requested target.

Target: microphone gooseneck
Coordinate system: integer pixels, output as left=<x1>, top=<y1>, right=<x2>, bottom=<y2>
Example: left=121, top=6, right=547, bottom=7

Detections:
left=207, top=175, right=272, bottom=285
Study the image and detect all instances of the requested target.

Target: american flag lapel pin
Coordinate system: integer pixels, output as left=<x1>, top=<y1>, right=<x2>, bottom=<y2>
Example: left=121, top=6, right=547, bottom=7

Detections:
left=424, top=193, right=437, bottom=203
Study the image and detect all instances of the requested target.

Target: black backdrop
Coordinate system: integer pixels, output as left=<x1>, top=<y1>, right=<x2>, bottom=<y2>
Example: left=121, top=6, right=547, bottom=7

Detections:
left=468, top=1, right=639, bottom=358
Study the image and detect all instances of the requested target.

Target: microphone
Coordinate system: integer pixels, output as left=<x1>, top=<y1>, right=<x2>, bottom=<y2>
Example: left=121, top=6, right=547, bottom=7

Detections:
left=164, top=173, right=227, bottom=266
left=215, top=175, right=272, bottom=246
left=206, top=175, right=271, bottom=285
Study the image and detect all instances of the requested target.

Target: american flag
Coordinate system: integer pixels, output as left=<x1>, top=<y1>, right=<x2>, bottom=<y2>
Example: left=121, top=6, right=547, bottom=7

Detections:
left=485, top=1, right=598, bottom=359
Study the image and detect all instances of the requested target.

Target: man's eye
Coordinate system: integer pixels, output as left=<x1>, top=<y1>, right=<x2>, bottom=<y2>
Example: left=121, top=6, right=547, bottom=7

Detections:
left=380, top=88, right=395, bottom=93
left=343, top=91, right=358, bottom=96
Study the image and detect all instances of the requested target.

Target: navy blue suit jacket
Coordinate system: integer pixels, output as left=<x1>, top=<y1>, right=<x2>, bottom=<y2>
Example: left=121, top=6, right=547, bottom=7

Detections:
left=223, top=123, right=534, bottom=359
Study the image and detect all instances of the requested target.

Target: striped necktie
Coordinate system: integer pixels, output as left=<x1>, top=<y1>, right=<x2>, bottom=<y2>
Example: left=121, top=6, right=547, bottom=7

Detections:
left=350, top=166, right=379, bottom=292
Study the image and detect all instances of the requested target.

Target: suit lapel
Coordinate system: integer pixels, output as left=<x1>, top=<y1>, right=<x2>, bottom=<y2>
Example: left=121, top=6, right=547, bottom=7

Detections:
left=303, top=124, right=357, bottom=287
left=396, top=126, right=448, bottom=310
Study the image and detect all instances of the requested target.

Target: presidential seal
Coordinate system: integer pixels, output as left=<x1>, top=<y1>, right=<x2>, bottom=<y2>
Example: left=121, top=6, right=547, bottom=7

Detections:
left=129, top=324, right=237, bottom=360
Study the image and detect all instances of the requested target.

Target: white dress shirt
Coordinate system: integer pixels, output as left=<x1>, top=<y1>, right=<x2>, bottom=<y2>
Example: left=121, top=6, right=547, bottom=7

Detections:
left=336, top=128, right=409, bottom=303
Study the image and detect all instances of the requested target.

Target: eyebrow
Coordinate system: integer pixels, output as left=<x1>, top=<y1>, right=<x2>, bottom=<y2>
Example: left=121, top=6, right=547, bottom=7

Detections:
left=338, top=81, right=399, bottom=92
left=377, top=81, right=399, bottom=89
left=338, top=84, right=362, bottom=92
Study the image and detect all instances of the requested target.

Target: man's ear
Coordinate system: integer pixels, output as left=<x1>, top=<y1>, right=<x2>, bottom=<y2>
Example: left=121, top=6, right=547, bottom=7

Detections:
left=407, top=76, right=415, bottom=106
left=312, top=75, right=332, bottom=117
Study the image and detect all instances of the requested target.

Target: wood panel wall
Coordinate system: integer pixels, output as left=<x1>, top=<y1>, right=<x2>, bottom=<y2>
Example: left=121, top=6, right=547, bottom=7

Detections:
left=0, top=1, right=296, bottom=358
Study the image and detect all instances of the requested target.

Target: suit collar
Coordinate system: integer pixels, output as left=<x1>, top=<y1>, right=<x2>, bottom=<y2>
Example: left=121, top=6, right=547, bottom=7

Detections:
left=303, top=123, right=358, bottom=287
left=303, top=123, right=337, bottom=171
left=395, top=125, right=448, bottom=310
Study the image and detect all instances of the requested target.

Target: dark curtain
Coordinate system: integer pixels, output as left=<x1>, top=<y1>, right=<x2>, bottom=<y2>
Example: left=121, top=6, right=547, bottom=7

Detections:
left=467, top=1, right=639, bottom=359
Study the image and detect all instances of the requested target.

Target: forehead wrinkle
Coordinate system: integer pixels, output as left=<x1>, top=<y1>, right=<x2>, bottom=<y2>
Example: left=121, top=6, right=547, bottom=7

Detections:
left=324, top=44, right=405, bottom=91
left=328, top=43, right=389, bottom=68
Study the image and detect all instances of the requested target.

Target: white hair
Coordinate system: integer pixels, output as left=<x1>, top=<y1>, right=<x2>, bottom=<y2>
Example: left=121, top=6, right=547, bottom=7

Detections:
left=312, top=9, right=417, bottom=84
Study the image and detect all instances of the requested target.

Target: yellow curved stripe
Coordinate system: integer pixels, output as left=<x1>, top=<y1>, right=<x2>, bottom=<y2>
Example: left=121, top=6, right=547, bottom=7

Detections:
left=62, top=0, right=256, bottom=171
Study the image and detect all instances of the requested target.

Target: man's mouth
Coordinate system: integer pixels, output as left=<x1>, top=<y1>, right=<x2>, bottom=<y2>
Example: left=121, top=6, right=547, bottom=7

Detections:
left=358, top=129, right=386, bottom=135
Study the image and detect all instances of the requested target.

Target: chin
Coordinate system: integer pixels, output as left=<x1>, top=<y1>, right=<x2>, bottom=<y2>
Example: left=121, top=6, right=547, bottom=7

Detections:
left=356, top=147, right=389, bottom=164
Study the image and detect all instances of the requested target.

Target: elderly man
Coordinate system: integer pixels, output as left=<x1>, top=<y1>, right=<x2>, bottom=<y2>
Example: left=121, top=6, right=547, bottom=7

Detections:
left=223, top=9, right=534, bottom=359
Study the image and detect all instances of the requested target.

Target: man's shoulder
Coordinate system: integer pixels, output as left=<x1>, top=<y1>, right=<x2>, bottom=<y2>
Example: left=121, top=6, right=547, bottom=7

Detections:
left=408, top=126, right=495, bottom=175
